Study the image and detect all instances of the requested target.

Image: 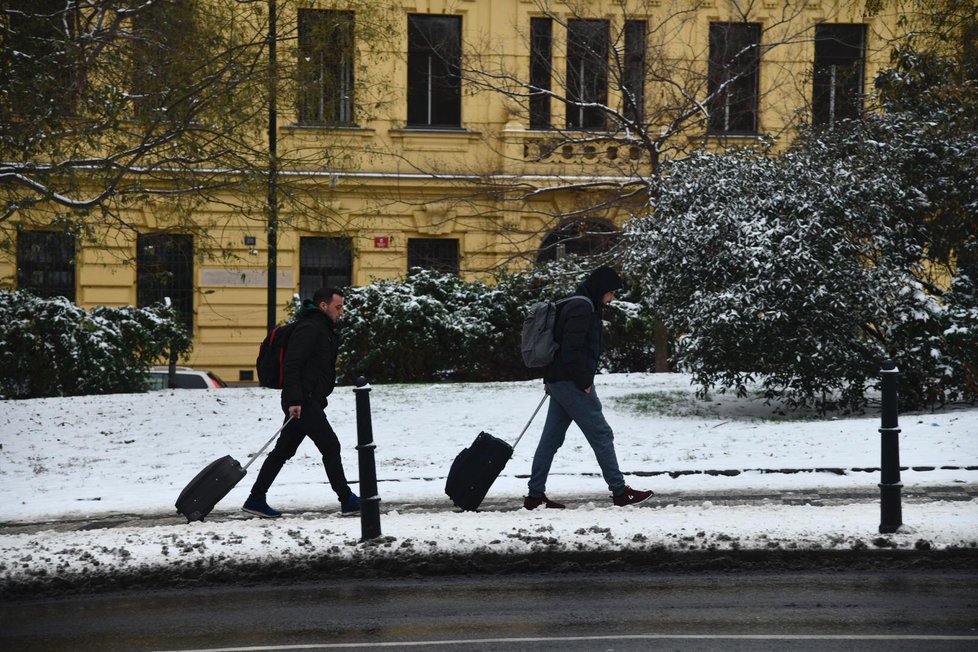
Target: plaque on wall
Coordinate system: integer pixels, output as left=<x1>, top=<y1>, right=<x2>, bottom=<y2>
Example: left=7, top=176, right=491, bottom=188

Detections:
left=199, top=269, right=294, bottom=288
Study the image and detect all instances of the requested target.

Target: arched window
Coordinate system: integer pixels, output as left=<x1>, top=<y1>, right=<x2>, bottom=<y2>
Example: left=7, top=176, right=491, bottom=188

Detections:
left=536, top=219, right=618, bottom=263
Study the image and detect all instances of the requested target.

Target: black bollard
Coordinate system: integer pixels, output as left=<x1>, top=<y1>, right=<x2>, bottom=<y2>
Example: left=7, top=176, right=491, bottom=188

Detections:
left=878, top=359, right=903, bottom=534
left=354, top=376, right=382, bottom=540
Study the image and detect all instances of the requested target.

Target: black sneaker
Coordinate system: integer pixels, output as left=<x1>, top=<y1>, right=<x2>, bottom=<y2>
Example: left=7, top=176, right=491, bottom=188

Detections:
left=524, top=494, right=566, bottom=510
left=242, top=496, right=282, bottom=518
left=612, top=486, right=653, bottom=507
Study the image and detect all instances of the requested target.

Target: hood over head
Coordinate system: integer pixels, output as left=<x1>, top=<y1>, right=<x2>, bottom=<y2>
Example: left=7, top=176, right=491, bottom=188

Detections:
left=578, top=266, right=623, bottom=306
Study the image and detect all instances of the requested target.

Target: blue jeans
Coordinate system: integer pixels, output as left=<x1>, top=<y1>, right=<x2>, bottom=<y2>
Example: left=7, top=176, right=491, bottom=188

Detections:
left=528, top=380, right=626, bottom=497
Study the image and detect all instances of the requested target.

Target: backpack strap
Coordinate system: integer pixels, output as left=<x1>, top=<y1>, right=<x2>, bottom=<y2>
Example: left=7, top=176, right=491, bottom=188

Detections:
left=556, top=295, right=594, bottom=311
left=550, top=295, right=594, bottom=344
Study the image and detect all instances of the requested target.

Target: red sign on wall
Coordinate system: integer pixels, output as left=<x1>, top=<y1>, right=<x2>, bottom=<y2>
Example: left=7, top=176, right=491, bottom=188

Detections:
left=374, top=236, right=390, bottom=249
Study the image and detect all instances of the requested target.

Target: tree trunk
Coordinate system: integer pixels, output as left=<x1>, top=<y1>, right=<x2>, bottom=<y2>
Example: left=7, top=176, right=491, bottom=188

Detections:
left=654, top=318, right=669, bottom=373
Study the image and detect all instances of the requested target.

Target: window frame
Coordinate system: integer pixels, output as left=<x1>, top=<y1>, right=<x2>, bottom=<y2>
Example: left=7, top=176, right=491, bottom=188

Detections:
left=566, top=19, right=610, bottom=131
left=407, top=238, right=460, bottom=275
left=130, top=0, right=201, bottom=121
left=529, top=17, right=553, bottom=129
left=16, top=230, right=76, bottom=300
left=407, top=14, right=463, bottom=129
left=2, top=0, right=82, bottom=116
left=622, top=20, right=647, bottom=124
left=812, top=23, right=866, bottom=128
left=536, top=219, right=618, bottom=263
left=298, top=236, right=353, bottom=301
left=297, top=8, right=356, bottom=126
left=707, top=22, right=762, bottom=135
left=137, top=233, right=195, bottom=335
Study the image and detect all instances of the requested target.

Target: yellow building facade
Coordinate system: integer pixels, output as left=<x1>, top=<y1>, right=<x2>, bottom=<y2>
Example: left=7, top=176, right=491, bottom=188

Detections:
left=1, top=1, right=910, bottom=382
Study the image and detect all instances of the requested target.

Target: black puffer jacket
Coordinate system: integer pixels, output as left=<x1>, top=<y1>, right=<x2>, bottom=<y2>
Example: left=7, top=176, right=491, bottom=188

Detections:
left=544, top=267, right=623, bottom=390
left=281, top=301, right=339, bottom=410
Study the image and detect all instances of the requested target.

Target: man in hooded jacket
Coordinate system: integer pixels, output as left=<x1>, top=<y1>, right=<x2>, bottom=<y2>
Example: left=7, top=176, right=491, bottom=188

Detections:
left=525, top=266, right=653, bottom=509
left=243, top=287, right=360, bottom=518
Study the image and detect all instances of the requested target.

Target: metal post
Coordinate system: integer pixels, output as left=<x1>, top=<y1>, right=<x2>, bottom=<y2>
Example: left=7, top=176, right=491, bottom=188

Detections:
left=265, top=0, right=279, bottom=333
left=354, top=376, right=382, bottom=540
left=879, top=359, right=903, bottom=533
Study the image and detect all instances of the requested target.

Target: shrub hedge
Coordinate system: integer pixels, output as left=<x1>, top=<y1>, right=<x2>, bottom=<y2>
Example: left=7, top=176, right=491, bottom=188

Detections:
left=0, top=290, right=192, bottom=399
left=337, top=263, right=659, bottom=384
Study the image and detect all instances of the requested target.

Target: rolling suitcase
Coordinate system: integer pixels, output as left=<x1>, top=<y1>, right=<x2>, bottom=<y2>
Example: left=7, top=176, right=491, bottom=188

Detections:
left=175, top=416, right=293, bottom=522
left=446, top=393, right=548, bottom=511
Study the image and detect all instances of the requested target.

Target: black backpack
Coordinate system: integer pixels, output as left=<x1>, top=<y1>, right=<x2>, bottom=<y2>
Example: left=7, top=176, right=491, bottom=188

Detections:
left=256, top=321, right=298, bottom=389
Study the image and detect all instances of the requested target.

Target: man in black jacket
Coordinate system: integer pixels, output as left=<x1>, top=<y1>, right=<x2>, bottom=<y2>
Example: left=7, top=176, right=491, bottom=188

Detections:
left=243, top=287, right=360, bottom=518
left=525, top=267, right=653, bottom=510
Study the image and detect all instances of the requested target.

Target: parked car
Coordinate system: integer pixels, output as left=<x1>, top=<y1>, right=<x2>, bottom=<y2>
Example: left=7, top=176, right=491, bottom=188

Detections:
left=147, top=366, right=228, bottom=390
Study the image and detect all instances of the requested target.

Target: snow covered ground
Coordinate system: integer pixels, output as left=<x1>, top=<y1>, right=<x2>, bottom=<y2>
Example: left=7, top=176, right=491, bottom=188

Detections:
left=1, top=373, right=976, bottom=592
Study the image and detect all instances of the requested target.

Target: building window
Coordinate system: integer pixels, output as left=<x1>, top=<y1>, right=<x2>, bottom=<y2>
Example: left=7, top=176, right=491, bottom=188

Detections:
left=137, top=233, right=194, bottom=334
left=812, top=24, right=866, bottom=128
left=536, top=219, right=618, bottom=263
left=17, top=231, right=76, bottom=300
left=130, top=0, right=200, bottom=121
left=298, top=9, right=355, bottom=125
left=407, top=15, right=462, bottom=128
left=299, top=237, right=353, bottom=301
left=566, top=19, right=609, bottom=130
left=529, top=17, right=552, bottom=129
left=708, top=23, right=761, bottom=134
left=1, top=0, right=80, bottom=116
left=623, top=20, right=646, bottom=124
left=408, top=238, right=459, bottom=274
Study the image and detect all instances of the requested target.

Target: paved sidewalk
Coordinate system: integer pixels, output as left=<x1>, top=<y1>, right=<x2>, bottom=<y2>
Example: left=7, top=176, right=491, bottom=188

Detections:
left=3, top=483, right=975, bottom=535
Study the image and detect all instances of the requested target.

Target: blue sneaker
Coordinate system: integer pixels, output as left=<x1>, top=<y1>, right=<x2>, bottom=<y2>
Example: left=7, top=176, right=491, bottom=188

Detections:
left=242, top=496, right=282, bottom=519
left=340, top=492, right=360, bottom=517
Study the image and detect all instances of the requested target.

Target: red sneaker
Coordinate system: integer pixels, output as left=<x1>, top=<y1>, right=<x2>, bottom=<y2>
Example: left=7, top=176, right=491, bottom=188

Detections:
left=523, top=494, right=566, bottom=510
left=612, top=486, right=653, bottom=507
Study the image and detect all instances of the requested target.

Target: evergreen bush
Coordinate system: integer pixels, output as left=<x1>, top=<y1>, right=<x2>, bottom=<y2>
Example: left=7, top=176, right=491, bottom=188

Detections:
left=622, top=114, right=978, bottom=411
left=0, top=290, right=192, bottom=399
left=337, top=262, right=659, bottom=384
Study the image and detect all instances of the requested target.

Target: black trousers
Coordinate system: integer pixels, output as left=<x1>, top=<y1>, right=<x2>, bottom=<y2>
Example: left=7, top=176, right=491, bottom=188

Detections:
left=250, top=400, right=352, bottom=501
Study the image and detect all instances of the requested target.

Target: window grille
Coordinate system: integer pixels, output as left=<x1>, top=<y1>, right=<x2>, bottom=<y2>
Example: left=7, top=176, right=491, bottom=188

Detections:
left=408, top=238, right=459, bottom=275
left=536, top=220, right=618, bottom=263
left=137, top=233, right=194, bottom=334
left=17, top=231, right=76, bottom=300
left=299, top=237, right=353, bottom=300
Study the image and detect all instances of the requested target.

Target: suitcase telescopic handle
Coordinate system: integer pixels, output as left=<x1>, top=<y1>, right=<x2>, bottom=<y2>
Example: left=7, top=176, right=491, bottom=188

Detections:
left=512, top=391, right=549, bottom=449
left=243, top=415, right=296, bottom=471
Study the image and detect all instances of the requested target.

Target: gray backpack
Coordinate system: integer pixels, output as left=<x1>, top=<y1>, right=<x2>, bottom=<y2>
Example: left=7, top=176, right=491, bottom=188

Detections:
left=520, top=296, right=593, bottom=367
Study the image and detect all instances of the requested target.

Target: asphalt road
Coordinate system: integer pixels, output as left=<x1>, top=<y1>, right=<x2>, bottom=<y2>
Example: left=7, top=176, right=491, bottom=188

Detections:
left=2, top=570, right=977, bottom=651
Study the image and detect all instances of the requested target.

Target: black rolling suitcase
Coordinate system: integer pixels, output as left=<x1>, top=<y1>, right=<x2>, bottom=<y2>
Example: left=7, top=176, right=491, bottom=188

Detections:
left=446, top=393, right=548, bottom=511
left=175, top=416, right=293, bottom=522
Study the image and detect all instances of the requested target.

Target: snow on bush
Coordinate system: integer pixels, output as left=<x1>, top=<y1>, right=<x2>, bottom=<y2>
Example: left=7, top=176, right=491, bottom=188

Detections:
left=623, top=102, right=978, bottom=411
left=0, top=290, right=191, bottom=399
left=337, top=263, right=659, bottom=384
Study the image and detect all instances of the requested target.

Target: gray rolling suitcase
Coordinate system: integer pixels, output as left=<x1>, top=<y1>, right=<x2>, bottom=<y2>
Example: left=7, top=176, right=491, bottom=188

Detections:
left=175, top=417, right=293, bottom=522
